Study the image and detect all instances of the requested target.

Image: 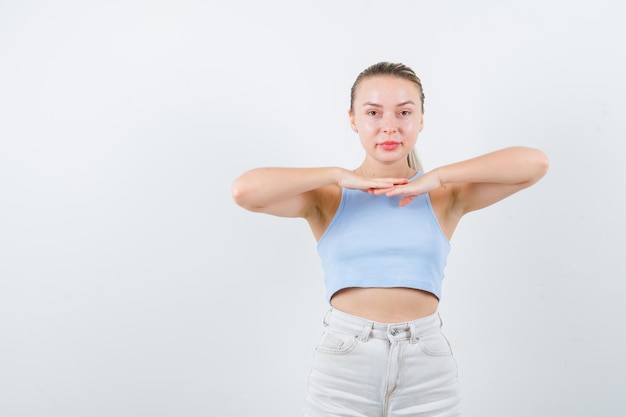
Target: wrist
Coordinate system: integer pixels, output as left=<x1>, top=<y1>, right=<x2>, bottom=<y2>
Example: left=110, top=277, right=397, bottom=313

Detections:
left=435, top=168, right=447, bottom=189
left=331, top=167, right=348, bottom=186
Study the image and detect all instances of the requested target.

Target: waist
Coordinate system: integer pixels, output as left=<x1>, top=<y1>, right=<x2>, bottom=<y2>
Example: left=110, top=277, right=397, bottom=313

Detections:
left=330, top=287, right=439, bottom=323
left=323, top=306, right=442, bottom=342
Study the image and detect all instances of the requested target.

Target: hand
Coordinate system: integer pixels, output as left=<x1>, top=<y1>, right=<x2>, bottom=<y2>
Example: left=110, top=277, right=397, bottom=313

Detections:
left=338, top=169, right=409, bottom=192
left=375, top=170, right=442, bottom=206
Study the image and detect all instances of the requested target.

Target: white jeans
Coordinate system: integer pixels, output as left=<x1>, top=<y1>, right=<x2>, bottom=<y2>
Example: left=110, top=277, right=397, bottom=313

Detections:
left=303, top=308, right=462, bottom=417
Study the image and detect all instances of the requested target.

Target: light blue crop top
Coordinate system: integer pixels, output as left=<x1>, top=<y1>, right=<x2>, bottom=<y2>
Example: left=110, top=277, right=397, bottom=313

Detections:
left=317, top=172, right=451, bottom=303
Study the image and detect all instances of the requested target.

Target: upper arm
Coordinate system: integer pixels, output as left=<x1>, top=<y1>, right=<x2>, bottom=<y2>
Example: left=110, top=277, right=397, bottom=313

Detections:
left=240, top=190, right=316, bottom=218
left=452, top=180, right=538, bottom=216
left=237, top=184, right=340, bottom=220
left=242, top=184, right=342, bottom=240
left=450, top=147, right=549, bottom=215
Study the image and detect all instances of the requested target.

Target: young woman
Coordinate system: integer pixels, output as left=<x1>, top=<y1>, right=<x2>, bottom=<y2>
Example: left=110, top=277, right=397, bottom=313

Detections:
left=231, top=62, right=549, bottom=417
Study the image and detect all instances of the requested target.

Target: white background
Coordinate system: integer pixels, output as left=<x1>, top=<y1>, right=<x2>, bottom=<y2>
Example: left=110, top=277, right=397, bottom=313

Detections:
left=1, top=1, right=625, bottom=416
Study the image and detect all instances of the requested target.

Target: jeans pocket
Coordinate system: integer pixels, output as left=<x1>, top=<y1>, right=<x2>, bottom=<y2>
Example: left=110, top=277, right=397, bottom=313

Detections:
left=316, top=329, right=359, bottom=355
left=417, top=331, right=453, bottom=356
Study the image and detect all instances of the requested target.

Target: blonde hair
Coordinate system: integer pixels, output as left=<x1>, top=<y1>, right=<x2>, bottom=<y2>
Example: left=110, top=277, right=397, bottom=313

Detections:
left=350, top=62, right=424, bottom=172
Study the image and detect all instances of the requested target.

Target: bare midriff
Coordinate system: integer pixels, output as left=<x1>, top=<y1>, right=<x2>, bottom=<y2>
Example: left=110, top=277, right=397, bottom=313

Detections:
left=330, top=287, right=439, bottom=324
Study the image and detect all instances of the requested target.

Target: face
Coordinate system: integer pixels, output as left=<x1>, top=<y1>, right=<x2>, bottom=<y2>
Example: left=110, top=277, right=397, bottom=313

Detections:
left=349, top=76, right=424, bottom=165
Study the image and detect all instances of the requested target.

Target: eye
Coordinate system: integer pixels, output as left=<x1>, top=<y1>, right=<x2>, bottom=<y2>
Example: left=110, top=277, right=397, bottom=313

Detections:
left=399, top=110, right=411, bottom=116
left=367, top=110, right=379, bottom=116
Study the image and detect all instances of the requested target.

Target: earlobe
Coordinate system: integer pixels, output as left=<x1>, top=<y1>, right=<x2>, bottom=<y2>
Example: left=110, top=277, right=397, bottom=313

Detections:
left=348, top=109, right=358, bottom=133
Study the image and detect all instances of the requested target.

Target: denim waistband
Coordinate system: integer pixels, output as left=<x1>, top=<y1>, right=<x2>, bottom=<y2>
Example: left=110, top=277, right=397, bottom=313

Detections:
left=323, top=307, right=442, bottom=343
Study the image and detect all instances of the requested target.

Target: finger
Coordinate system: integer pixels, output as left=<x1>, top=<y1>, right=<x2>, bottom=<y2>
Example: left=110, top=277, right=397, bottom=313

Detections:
left=363, top=180, right=391, bottom=188
left=373, top=178, right=408, bottom=185
left=370, top=187, right=396, bottom=195
left=354, top=183, right=395, bottom=192
left=385, top=187, right=406, bottom=197
left=398, top=196, right=416, bottom=206
left=390, top=178, right=409, bottom=185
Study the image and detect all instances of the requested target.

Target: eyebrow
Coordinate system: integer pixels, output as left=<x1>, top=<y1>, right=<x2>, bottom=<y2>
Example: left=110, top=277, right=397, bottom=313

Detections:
left=362, top=100, right=416, bottom=107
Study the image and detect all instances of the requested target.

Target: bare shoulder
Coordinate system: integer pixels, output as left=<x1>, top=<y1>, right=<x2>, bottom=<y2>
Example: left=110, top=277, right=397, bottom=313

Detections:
left=306, top=184, right=343, bottom=241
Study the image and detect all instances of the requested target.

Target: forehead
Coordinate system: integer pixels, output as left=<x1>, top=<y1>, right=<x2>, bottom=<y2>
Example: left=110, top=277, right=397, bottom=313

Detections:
left=354, top=76, right=421, bottom=104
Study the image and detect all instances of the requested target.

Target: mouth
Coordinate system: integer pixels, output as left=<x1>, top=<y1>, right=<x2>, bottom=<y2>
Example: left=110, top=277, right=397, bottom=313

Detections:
left=378, top=141, right=401, bottom=151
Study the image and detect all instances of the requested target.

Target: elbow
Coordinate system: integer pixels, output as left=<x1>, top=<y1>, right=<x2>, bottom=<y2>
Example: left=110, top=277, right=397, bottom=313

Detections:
left=231, top=177, right=250, bottom=208
left=534, top=149, right=550, bottom=180
left=231, top=176, right=262, bottom=211
left=525, top=147, right=549, bottom=184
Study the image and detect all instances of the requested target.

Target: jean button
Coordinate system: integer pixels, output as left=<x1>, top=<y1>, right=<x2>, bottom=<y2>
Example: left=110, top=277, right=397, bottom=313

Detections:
left=390, top=328, right=398, bottom=336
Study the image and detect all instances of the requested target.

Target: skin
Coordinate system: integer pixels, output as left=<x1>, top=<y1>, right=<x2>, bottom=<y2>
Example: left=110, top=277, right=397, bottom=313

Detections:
left=232, top=75, right=549, bottom=323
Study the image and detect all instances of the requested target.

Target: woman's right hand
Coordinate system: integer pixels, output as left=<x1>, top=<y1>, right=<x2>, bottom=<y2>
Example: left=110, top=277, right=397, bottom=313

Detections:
left=337, top=169, right=409, bottom=192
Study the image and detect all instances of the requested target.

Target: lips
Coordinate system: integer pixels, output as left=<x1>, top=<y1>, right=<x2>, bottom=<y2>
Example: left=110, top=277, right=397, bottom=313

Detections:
left=378, top=141, right=401, bottom=151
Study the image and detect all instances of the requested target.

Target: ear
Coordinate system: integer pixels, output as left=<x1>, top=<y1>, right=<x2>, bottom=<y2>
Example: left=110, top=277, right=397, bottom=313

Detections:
left=348, top=109, right=357, bottom=132
left=419, top=114, right=424, bottom=132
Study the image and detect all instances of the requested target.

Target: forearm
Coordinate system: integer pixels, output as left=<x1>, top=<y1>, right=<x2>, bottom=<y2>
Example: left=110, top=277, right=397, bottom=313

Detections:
left=437, top=147, right=549, bottom=187
left=231, top=167, right=342, bottom=210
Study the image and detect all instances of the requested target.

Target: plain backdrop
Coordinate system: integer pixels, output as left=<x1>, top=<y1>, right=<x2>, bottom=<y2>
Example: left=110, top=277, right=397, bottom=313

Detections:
left=1, top=1, right=625, bottom=416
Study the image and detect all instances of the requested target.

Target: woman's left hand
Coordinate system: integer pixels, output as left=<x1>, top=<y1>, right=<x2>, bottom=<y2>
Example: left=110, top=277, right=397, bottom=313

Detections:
left=371, top=170, right=444, bottom=206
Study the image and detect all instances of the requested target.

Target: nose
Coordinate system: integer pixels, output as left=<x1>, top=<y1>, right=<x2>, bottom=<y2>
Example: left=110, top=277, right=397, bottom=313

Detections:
left=382, top=113, right=398, bottom=134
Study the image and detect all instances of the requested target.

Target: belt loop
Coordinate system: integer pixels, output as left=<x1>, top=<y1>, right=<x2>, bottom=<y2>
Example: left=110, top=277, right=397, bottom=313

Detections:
left=323, top=308, right=332, bottom=327
left=358, top=321, right=373, bottom=342
left=409, top=322, right=419, bottom=344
